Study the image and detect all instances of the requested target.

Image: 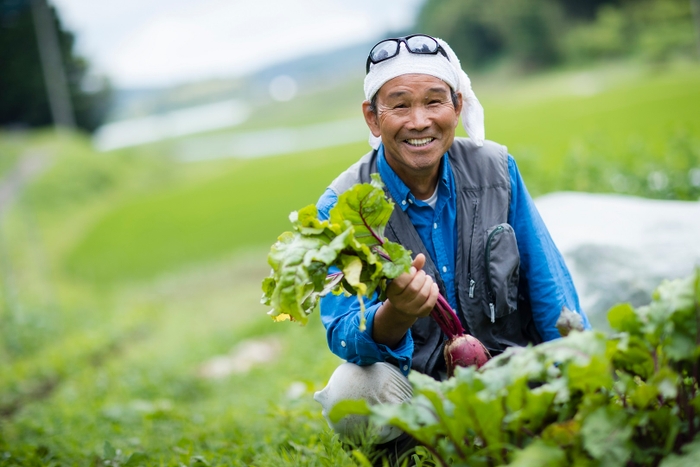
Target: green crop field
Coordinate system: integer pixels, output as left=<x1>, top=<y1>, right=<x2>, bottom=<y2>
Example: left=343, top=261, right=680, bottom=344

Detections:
left=66, top=61, right=700, bottom=285
left=1, top=59, right=699, bottom=465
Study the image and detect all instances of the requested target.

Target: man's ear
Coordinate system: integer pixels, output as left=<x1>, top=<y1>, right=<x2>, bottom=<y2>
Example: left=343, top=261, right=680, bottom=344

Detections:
left=454, top=91, right=464, bottom=116
left=362, top=101, right=381, bottom=137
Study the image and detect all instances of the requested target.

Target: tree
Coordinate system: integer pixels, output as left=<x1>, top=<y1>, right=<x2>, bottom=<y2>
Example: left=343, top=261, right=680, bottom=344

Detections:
left=417, top=0, right=696, bottom=70
left=417, top=0, right=567, bottom=70
left=0, top=0, right=111, bottom=132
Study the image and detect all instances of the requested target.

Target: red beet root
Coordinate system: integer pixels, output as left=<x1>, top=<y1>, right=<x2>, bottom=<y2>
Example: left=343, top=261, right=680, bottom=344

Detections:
left=444, top=334, right=492, bottom=377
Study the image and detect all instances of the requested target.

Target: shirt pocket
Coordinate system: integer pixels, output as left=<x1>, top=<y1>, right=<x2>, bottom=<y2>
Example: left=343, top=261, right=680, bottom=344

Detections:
left=484, top=223, right=520, bottom=323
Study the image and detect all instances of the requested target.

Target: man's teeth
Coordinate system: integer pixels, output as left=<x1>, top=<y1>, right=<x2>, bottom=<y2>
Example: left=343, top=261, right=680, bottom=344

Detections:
left=406, top=138, right=434, bottom=146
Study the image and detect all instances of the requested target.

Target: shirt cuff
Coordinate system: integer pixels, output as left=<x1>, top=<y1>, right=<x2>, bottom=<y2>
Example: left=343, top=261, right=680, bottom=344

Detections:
left=354, top=306, right=414, bottom=376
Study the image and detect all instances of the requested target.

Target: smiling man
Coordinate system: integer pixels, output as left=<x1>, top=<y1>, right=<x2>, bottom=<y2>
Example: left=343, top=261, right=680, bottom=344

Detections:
left=313, top=34, right=590, bottom=463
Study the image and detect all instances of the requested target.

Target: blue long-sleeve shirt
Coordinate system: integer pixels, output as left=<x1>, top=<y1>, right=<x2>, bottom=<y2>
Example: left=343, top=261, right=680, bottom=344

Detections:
left=316, top=145, right=590, bottom=375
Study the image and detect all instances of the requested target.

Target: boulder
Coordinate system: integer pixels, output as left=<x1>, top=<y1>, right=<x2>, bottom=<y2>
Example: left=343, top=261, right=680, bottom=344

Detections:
left=535, top=192, right=700, bottom=330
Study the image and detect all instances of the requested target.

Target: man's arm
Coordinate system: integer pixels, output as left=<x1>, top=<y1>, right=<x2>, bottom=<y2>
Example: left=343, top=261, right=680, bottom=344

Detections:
left=507, top=156, right=591, bottom=341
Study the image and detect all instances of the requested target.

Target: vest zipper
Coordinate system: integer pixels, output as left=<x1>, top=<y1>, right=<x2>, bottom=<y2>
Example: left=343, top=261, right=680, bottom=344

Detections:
left=485, top=225, right=504, bottom=322
left=467, top=199, right=478, bottom=298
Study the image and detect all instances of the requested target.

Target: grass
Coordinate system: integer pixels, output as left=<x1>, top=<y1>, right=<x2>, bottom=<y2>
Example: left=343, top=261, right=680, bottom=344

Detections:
left=1, top=253, right=356, bottom=466
left=64, top=142, right=368, bottom=283
left=1, top=58, right=699, bottom=466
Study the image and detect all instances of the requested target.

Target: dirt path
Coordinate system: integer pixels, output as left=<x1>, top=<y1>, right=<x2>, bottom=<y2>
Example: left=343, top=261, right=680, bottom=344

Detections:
left=0, top=152, right=46, bottom=214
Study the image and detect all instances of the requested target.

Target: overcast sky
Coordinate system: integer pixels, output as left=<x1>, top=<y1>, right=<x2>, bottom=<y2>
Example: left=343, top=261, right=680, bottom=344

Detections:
left=51, top=0, right=425, bottom=88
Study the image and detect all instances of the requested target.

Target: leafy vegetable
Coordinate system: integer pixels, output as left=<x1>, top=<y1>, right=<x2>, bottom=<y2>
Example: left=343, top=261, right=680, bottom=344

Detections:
left=331, top=268, right=700, bottom=467
left=261, top=174, right=413, bottom=328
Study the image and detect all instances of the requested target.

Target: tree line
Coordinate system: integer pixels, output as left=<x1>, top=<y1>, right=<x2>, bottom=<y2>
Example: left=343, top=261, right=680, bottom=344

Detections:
left=0, top=0, right=110, bottom=133
left=417, top=0, right=699, bottom=70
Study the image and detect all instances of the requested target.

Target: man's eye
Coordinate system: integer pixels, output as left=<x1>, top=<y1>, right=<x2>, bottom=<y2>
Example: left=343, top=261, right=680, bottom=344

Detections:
left=393, top=104, right=407, bottom=109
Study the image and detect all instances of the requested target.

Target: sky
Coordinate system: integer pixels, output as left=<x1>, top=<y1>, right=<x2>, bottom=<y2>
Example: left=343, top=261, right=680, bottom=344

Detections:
left=51, top=0, right=425, bottom=89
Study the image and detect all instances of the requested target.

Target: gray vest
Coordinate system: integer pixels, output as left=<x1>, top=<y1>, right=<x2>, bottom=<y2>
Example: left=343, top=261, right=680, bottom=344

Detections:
left=329, top=137, right=542, bottom=379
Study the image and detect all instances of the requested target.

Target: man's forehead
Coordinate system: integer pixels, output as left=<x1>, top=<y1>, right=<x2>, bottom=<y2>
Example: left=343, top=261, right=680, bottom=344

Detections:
left=378, top=74, right=452, bottom=97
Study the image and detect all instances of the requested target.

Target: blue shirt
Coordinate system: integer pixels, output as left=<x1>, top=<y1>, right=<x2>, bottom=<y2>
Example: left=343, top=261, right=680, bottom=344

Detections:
left=316, top=145, right=590, bottom=375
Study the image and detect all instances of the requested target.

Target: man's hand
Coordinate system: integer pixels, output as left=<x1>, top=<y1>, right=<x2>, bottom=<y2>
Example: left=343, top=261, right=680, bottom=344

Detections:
left=386, top=253, right=439, bottom=319
left=372, top=254, right=439, bottom=348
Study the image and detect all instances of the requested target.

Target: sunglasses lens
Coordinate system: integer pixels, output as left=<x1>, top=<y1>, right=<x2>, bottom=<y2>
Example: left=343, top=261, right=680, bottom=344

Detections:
left=370, top=41, right=399, bottom=63
left=406, top=35, right=438, bottom=54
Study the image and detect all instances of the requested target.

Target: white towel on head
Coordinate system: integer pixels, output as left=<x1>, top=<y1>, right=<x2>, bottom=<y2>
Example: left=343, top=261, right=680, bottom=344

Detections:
left=364, top=37, right=485, bottom=149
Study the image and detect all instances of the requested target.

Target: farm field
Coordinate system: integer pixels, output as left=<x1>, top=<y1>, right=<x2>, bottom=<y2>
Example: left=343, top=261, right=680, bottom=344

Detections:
left=1, top=59, right=699, bottom=465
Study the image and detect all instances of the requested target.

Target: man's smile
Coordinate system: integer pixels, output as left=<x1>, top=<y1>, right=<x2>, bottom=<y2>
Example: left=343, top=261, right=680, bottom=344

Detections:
left=405, top=137, right=435, bottom=147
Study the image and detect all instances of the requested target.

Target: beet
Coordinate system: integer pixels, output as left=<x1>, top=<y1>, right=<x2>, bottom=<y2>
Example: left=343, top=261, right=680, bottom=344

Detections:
left=444, top=334, right=492, bottom=378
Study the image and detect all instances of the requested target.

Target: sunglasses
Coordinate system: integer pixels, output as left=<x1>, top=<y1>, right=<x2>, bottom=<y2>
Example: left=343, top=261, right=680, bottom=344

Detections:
left=366, top=34, right=449, bottom=73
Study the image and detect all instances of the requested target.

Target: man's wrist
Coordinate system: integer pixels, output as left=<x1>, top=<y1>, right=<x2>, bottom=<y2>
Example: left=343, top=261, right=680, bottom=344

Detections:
left=372, top=300, right=417, bottom=349
left=379, top=300, right=418, bottom=324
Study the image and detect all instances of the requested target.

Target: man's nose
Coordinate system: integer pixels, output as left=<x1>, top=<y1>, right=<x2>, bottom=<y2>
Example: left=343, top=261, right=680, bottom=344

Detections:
left=407, top=105, right=431, bottom=130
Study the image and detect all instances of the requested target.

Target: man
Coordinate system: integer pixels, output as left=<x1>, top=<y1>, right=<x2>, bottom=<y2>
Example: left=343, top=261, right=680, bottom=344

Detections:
left=313, top=34, right=590, bottom=459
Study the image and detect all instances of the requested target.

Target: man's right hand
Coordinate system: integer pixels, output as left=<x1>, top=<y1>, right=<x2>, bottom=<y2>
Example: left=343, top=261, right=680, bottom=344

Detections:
left=372, top=253, right=439, bottom=348
left=385, top=253, right=439, bottom=319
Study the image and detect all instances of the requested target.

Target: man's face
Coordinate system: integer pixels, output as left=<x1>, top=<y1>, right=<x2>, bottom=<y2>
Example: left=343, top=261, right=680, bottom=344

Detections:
left=363, top=74, right=462, bottom=185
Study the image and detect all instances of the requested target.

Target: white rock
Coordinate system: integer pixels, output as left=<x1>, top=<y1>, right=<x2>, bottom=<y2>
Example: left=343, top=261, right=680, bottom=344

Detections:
left=535, top=192, right=700, bottom=329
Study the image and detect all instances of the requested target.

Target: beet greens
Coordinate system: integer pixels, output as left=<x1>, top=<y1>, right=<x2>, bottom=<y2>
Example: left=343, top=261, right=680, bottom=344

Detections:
left=262, top=175, right=471, bottom=341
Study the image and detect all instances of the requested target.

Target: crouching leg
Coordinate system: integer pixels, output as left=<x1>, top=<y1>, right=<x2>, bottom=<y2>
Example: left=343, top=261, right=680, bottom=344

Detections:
left=314, top=362, right=417, bottom=465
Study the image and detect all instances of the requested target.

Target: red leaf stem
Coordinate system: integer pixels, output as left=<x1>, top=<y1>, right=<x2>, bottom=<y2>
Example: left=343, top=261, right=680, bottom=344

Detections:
left=432, top=295, right=465, bottom=339
left=358, top=196, right=387, bottom=246
left=359, top=204, right=465, bottom=339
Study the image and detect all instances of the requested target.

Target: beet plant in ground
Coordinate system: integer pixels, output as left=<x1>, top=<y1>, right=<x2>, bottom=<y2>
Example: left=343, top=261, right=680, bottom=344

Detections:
left=331, top=269, right=700, bottom=467
left=261, top=175, right=490, bottom=372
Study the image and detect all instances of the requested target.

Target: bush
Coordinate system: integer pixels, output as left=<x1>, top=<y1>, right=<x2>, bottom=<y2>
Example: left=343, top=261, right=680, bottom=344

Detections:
left=563, top=0, right=696, bottom=64
left=555, top=132, right=700, bottom=201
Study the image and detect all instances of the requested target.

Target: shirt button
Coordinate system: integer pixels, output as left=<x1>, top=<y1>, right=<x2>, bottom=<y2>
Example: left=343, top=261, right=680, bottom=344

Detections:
left=401, top=200, right=406, bottom=206
left=340, top=340, right=346, bottom=348
left=408, top=199, right=413, bottom=204
left=442, top=266, right=447, bottom=273
left=403, top=365, right=409, bottom=371
left=433, top=223, right=438, bottom=229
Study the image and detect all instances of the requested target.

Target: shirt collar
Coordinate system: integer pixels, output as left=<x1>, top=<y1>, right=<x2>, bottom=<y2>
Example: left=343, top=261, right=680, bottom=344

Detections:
left=376, top=144, right=453, bottom=211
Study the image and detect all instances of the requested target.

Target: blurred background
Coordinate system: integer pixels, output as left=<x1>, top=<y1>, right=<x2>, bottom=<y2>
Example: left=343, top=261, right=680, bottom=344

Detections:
left=1, top=0, right=699, bottom=464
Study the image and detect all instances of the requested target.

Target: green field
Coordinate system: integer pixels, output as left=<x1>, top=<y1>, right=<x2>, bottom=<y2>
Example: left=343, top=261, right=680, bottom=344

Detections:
left=1, top=59, right=699, bottom=465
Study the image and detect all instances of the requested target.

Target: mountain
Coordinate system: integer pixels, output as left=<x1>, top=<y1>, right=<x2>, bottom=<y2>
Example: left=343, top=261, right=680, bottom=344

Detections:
left=106, top=41, right=373, bottom=123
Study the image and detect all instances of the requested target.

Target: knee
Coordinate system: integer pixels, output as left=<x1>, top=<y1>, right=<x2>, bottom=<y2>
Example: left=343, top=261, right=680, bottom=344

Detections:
left=313, top=362, right=412, bottom=443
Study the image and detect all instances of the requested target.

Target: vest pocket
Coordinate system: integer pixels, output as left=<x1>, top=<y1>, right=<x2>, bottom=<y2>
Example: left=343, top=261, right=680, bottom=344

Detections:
left=484, top=223, right=520, bottom=323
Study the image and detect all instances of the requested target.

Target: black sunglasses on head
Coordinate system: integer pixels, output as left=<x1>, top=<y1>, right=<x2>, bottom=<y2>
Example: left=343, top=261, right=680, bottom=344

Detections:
left=366, top=34, right=449, bottom=73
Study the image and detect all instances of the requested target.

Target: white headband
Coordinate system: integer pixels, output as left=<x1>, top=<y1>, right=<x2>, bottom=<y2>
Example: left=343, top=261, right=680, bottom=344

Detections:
left=363, top=37, right=485, bottom=149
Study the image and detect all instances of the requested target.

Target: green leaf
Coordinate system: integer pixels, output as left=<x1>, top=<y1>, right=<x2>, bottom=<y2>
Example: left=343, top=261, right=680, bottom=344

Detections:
left=607, top=303, right=640, bottom=333
left=340, top=254, right=366, bottom=296
left=608, top=335, right=654, bottom=379
left=189, top=455, right=210, bottom=466
left=581, top=407, right=632, bottom=467
left=103, top=441, right=116, bottom=460
left=541, top=420, right=581, bottom=448
left=507, top=440, right=567, bottom=467
left=124, top=452, right=148, bottom=467
left=566, top=355, right=613, bottom=394
left=351, top=450, right=373, bottom=467
left=328, top=399, right=371, bottom=424
left=329, top=173, right=393, bottom=247
left=659, top=438, right=700, bottom=467
left=379, top=240, right=413, bottom=279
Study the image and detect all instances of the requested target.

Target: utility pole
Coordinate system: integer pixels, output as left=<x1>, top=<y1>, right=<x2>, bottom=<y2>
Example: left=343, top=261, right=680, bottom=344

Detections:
left=30, top=0, right=76, bottom=130
left=692, top=0, right=700, bottom=59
